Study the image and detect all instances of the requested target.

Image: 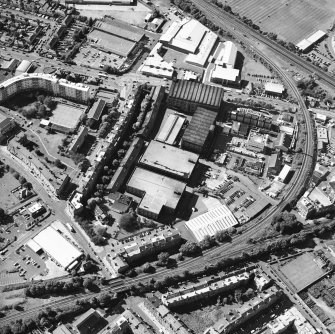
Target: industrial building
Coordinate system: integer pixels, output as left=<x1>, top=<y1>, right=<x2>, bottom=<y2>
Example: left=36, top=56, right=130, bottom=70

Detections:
left=296, top=30, right=327, bottom=52
left=264, top=82, right=285, bottom=97
left=162, top=269, right=251, bottom=308
left=168, top=80, right=224, bottom=114
left=160, top=18, right=218, bottom=67
left=181, top=107, right=218, bottom=154
left=87, top=98, right=106, bottom=126
left=209, top=41, right=240, bottom=87
left=0, top=73, right=90, bottom=103
left=185, top=205, right=239, bottom=242
left=138, top=140, right=199, bottom=181
left=246, top=130, right=269, bottom=153
left=229, top=108, right=272, bottom=130
left=88, top=19, right=144, bottom=57
left=28, top=225, right=83, bottom=270
left=317, top=126, right=328, bottom=152
left=274, top=132, right=291, bottom=152
left=15, top=60, right=32, bottom=76
left=156, top=113, right=186, bottom=146
left=126, top=167, right=186, bottom=219
left=138, top=42, right=175, bottom=79
left=69, top=126, right=88, bottom=153
left=276, top=164, right=291, bottom=183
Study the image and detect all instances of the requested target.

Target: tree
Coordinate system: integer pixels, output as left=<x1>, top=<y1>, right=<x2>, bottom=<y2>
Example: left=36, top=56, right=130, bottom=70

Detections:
left=44, top=96, right=54, bottom=109
left=18, top=176, right=26, bottom=184
left=214, top=230, right=231, bottom=243
left=157, top=252, right=170, bottom=266
left=83, top=277, right=94, bottom=290
left=37, top=104, right=47, bottom=118
left=180, top=241, right=201, bottom=256
left=119, top=213, right=137, bottom=231
left=199, top=235, right=216, bottom=250
left=54, top=159, right=63, bottom=168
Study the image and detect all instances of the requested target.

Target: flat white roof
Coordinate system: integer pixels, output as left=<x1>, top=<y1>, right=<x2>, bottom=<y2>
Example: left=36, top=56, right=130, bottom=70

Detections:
left=185, top=31, right=218, bottom=67
left=296, top=39, right=311, bottom=51
left=264, top=82, right=285, bottom=94
left=138, top=42, right=174, bottom=79
left=16, top=60, right=32, bottom=73
left=33, top=226, right=82, bottom=268
left=156, top=113, right=185, bottom=145
left=277, top=164, right=291, bottom=182
left=28, top=202, right=43, bottom=214
left=306, top=30, right=326, bottom=44
left=171, top=18, right=207, bottom=54
left=159, top=21, right=181, bottom=44
left=185, top=205, right=238, bottom=242
left=316, top=113, right=327, bottom=121
left=211, top=66, right=240, bottom=82
left=26, top=239, right=42, bottom=253
left=296, top=30, right=326, bottom=50
left=215, top=41, right=237, bottom=67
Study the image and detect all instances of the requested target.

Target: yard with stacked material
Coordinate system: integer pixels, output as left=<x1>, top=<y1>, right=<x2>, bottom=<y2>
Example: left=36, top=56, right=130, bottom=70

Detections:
left=223, top=0, right=335, bottom=43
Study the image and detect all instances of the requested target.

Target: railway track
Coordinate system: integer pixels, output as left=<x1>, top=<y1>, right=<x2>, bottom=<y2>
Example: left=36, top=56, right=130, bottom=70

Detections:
left=194, top=0, right=335, bottom=89
left=0, top=2, right=318, bottom=325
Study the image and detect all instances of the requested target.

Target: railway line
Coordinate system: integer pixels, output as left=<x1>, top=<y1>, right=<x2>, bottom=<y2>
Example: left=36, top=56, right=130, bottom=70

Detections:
left=195, top=0, right=335, bottom=89
left=0, top=1, right=318, bottom=326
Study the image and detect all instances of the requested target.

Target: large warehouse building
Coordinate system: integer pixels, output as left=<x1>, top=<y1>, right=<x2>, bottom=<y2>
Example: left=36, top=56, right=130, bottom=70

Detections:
left=88, top=19, right=144, bottom=57
left=0, top=73, right=90, bottom=103
left=296, top=30, right=327, bottom=53
left=156, top=113, right=186, bottom=146
left=181, top=107, right=218, bottom=154
left=28, top=225, right=83, bottom=270
left=126, top=167, right=186, bottom=220
left=185, top=205, right=239, bottom=242
left=168, top=80, right=224, bottom=114
left=210, top=41, right=240, bottom=87
left=160, top=18, right=218, bottom=67
left=138, top=140, right=199, bottom=181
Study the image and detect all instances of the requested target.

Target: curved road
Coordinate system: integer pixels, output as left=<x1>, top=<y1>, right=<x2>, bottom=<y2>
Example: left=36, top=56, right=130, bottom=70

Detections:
left=0, top=2, right=318, bottom=325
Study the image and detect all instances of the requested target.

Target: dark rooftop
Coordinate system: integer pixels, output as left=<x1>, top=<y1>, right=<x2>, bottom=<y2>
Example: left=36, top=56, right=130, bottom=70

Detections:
left=182, top=107, right=218, bottom=148
left=169, top=80, right=224, bottom=107
left=87, top=98, right=106, bottom=121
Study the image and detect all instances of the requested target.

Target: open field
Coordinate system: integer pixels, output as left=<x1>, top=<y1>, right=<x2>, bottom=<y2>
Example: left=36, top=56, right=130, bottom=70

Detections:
left=278, top=253, right=325, bottom=291
left=223, top=0, right=335, bottom=43
left=49, top=102, right=85, bottom=131
left=0, top=172, right=21, bottom=210
left=76, top=2, right=151, bottom=25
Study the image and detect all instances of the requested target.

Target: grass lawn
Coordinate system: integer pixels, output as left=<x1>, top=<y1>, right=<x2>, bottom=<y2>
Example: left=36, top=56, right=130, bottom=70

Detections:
left=0, top=172, right=21, bottom=210
left=279, top=253, right=325, bottom=291
left=0, top=289, right=26, bottom=312
left=26, top=128, right=77, bottom=169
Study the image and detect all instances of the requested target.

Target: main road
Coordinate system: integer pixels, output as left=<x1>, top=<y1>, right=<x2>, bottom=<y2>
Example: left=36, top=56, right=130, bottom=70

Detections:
left=0, top=3, right=318, bottom=324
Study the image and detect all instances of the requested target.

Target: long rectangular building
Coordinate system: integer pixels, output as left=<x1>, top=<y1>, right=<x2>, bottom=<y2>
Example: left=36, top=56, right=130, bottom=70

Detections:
left=31, top=225, right=82, bottom=270
left=138, top=140, right=199, bottom=181
left=156, top=113, right=186, bottom=146
left=126, top=167, right=186, bottom=219
left=168, top=80, right=224, bottom=114
left=181, top=107, right=218, bottom=154
left=185, top=205, right=238, bottom=242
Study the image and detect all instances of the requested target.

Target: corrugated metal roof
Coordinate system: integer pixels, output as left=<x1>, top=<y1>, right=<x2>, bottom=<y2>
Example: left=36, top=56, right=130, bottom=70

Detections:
left=182, top=107, right=217, bottom=149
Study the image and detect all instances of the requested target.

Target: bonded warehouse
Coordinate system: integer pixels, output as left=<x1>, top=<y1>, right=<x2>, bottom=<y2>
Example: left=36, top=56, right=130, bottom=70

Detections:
left=168, top=80, right=224, bottom=114
left=181, top=107, right=218, bottom=154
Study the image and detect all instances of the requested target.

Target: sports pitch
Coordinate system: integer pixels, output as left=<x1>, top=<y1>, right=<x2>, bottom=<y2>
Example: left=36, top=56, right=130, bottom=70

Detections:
left=278, top=253, right=325, bottom=291
left=49, top=102, right=85, bottom=131
left=224, top=0, right=335, bottom=43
